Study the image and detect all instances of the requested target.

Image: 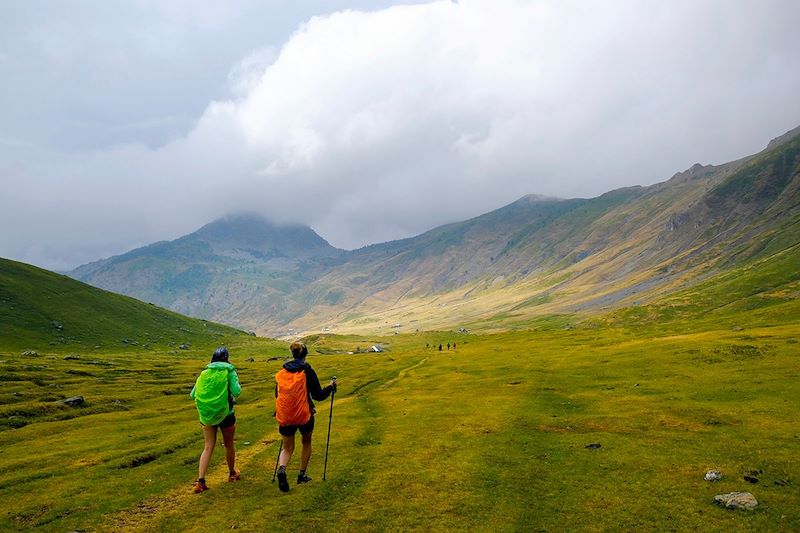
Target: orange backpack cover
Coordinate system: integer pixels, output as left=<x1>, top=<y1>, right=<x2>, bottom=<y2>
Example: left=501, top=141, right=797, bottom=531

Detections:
left=275, top=369, right=311, bottom=426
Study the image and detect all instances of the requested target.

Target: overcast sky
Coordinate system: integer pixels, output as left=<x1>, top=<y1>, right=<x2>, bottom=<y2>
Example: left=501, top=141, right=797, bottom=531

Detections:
left=1, top=0, right=799, bottom=271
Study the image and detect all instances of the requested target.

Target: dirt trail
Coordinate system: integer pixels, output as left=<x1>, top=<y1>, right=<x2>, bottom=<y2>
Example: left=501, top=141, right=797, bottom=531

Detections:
left=104, top=356, right=427, bottom=532
left=378, top=356, right=427, bottom=389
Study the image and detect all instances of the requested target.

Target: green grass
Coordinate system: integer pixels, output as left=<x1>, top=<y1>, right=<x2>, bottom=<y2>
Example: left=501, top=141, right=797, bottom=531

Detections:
left=0, top=257, right=247, bottom=352
left=603, top=243, right=800, bottom=334
left=2, top=255, right=799, bottom=531
left=2, top=323, right=798, bottom=532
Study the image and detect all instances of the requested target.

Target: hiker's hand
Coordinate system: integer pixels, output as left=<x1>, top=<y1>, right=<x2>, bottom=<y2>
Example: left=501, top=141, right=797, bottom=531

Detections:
left=330, top=379, right=337, bottom=392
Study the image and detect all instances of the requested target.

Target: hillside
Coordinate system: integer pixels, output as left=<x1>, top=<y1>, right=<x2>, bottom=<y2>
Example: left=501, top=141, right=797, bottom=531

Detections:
left=0, top=257, right=247, bottom=351
left=70, top=215, right=345, bottom=330
left=68, top=126, right=800, bottom=336
left=281, top=126, right=800, bottom=334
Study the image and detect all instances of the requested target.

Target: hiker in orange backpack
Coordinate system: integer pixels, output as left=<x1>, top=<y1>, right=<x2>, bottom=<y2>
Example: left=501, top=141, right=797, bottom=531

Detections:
left=274, top=341, right=336, bottom=492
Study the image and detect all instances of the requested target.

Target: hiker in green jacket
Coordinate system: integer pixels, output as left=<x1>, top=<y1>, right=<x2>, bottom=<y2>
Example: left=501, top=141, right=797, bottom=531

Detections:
left=190, top=347, right=242, bottom=493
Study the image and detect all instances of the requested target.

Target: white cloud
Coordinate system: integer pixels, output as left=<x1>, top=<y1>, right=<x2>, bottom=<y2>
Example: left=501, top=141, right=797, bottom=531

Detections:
left=2, top=0, right=800, bottom=269
left=228, top=47, right=280, bottom=98
left=178, top=0, right=800, bottom=246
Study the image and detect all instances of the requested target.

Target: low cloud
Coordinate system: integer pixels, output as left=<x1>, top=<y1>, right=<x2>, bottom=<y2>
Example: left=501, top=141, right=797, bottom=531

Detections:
left=2, top=0, right=800, bottom=269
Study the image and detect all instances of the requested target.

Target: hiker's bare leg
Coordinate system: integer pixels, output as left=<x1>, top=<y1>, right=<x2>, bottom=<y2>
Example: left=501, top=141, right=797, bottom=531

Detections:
left=198, top=424, right=217, bottom=479
left=300, top=431, right=313, bottom=471
left=279, top=434, right=295, bottom=468
left=221, top=424, right=236, bottom=474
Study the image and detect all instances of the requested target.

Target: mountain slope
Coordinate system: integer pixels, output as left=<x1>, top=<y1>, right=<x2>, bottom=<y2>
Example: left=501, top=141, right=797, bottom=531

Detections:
left=285, top=126, right=800, bottom=333
left=69, top=126, right=800, bottom=336
left=0, top=257, right=246, bottom=351
left=70, top=215, right=344, bottom=329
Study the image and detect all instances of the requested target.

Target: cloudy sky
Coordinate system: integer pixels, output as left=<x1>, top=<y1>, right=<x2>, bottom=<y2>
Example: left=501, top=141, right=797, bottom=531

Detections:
left=1, top=0, right=799, bottom=271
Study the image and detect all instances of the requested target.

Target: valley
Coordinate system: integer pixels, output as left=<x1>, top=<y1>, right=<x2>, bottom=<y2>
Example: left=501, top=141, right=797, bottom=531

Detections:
left=3, top=3, right=798, bottom=531
left=68, top=127, right=800, bottom=338
left=1, top=250, right=799, bottom=530
left=2, top=322, right=798, bottom=531
left=1, top=125, right=798, bottom=531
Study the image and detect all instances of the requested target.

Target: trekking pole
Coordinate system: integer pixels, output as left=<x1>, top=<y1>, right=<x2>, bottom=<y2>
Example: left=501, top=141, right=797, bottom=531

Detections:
left=271, top=440, right=283, bottom=483
left=323, top=376, right=336, bottom=481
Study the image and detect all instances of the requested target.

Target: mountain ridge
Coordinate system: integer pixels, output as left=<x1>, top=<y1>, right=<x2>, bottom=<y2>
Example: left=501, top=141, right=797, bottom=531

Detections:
left=68, top=125, right=800, bottom=336
left=69, top=215, right=345, bottom=327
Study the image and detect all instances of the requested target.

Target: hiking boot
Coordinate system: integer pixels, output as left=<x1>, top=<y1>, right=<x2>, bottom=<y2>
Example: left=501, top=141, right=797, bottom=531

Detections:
left=277, top=470, right=289, bottom=493
left=193, top=480, right=209, bottom=493
left=228, top=469, right=241, bottom=482
left=297, top=472, right=312, bottom=484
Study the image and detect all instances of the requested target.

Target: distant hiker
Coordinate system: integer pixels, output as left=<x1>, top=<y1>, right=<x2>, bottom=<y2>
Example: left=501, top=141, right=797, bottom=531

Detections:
left=439, top=344, right=442, bottom=351
left=426, top=343, right=429, bottom=349
left=453, top=342, right=456, bottom=349
left=190, top=347, right=242, bottom=493
left=274, top=342, right=337, bottom=492
left=447, top=342, right=450, bottom=350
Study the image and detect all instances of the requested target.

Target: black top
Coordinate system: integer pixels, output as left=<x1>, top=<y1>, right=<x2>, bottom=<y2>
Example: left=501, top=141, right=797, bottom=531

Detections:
left=277, top=358, right=334, bottom=413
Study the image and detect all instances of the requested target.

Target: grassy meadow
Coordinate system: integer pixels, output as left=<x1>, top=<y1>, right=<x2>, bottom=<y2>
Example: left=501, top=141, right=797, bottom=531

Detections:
left=2, top=320, right=798, bottom=532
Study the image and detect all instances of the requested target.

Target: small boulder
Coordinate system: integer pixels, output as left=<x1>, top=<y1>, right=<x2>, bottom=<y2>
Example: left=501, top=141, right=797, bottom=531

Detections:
left=585, top=443, right=602, bottom=449
left=775, top=479, right=789, bottom=486
left=714, top=492, right=758, bottom=510
left=22, top=350, right=39, bottom=356
left=179, top=343, right=190, bottom=350
left=59, top=396, right=85, bottom=407
left=63, top=354, right=81, bottom=360
left=245, top=357, right=255, bottom=362
left=705, top=470, right=723, bottom=482
left=744, top=475, right=759, bottom=484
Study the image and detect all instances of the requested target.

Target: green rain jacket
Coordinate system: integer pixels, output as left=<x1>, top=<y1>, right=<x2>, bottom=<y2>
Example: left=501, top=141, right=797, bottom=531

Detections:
left=190, top=361, right=241, bottom=426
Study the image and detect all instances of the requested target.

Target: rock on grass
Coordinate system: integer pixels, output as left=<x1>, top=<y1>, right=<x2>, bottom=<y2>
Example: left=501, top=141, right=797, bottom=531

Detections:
left=714, top=492, right=758, bottom=510
left=58, top=396, right=86, bottom=407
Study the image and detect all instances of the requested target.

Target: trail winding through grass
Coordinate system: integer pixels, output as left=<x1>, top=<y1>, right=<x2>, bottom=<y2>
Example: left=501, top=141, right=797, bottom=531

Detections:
left=105, top=356, right=428, bottom=531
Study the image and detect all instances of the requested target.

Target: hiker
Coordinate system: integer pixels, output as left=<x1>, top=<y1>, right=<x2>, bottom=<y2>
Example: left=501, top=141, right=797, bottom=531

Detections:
left=190, top=347, right=242, bottom=493
left=453, top=342, right=456, bottom=349
left=447, top=342, right=450, bottom=350
left=274, top=342, right=336, bottom=492
left=439, top=344, right=442, bottom=351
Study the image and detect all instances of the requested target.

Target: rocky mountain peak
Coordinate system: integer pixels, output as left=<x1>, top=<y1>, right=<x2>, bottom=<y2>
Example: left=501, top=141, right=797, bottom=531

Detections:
left=192, top=213, right=340, bottom=258
left=765, top=124, right=800, bottom=151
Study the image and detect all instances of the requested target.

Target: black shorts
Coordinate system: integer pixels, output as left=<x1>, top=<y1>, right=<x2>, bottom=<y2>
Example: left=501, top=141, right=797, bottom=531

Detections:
left=279, top=416, right=314, bottom=437
left=214, top=413, right=236, bottom=429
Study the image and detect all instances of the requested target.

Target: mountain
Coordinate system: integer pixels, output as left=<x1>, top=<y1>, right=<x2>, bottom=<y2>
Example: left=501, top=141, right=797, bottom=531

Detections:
left=0, top=257, right=246, bottom=351
left=69, top=126, right=800, bottom=336
left=275, top=125, right=799, bottom=333
left=70, top=215, right=344, bottom=330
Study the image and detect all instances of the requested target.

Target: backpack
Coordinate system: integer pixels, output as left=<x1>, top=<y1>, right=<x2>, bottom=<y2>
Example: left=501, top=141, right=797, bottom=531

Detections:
left=194, top=367, right=231, bottom=426
left=275, top=368, right=311, bottom=426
